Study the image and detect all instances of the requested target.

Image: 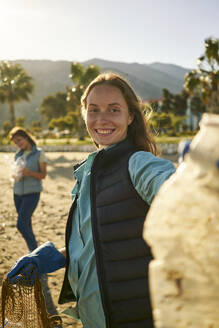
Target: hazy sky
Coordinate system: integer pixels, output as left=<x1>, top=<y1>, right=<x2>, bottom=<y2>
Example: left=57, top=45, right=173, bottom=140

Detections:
left=1, top=0, right=218, bottom=68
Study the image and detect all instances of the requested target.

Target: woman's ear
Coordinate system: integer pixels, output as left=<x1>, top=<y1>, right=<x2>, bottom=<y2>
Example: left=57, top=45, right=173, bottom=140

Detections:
left=128, top=113, right=134, bottom=126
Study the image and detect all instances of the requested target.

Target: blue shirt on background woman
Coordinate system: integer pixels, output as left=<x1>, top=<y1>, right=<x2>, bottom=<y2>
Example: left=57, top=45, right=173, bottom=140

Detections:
left=7, top=74, right=176, bottom=327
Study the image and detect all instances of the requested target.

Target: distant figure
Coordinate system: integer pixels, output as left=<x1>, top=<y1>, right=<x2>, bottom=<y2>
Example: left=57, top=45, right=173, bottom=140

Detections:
left=9, top=127, right=47, bottom=251
left=8, top=74, right=176, bottom=327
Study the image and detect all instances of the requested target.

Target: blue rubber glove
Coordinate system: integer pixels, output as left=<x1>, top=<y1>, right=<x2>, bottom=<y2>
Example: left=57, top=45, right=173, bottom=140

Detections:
left=7, top=241, right=66, bottom=284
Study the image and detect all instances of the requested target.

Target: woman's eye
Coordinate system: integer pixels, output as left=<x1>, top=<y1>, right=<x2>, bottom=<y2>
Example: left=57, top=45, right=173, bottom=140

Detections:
left=88, top=108, right=98, bottom=113
left=111, top=108, right=119, bottom=113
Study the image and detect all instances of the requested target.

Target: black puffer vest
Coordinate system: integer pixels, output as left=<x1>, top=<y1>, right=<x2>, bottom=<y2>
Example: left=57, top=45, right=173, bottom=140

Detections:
left=59, top=138, right=154, bottom=328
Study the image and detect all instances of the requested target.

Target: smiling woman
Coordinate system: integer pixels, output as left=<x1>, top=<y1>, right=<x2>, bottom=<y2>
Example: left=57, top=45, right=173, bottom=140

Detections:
left=7, top=73, right=176, bottom=328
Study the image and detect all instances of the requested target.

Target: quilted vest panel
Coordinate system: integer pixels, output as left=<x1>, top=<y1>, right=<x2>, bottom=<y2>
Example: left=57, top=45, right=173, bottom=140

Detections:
left=14, top=147, right=42, bottom=195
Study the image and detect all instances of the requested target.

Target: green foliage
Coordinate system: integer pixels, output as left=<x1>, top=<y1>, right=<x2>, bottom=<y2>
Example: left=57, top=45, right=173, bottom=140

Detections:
left=40, top=91, right=67, bottom=121
left=15, top=116, right=26, bottom=127
left=169, top=113, right=186, bottom=135
left=36, top=136, right=94, bottom=146
left=190, top=96, right=206, bottom=115
left=184, top=71, right=201, bottom=94
left=30, top=120, right=42, bottom=135
left=155, top=135, right=194, bottom=144
left=39, top=62, right=100, bottom=140
left=69, top=62, right=84, bottom=84
left=69, top=63, right=100, bottom=87
left=2, top=120, right=12, bottom=137
left=31, top=120, right=42, bottom=128
left=159, top=112, right=172, bottom=129
left=149, top=111, right=186, bottom=136
left=0, top=61, right=34, bottom=126
left=67, top=62, right=100, bottom=140
left=160, top=88, right=188, bottom=116
left=149, top=100, right=159, bottom=112
left=48, top=112, right=77, bottom=132
left=80, top=65, right=101, bottom=86
left=184, top=37, right=219, bottom=113
left=161, top=89, right=173, bottom=113
left=172, top=91, right=188, bottom=116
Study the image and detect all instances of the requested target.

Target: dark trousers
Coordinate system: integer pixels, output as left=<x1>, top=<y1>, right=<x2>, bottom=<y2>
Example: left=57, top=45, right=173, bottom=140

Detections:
left=14, top=193, right=40, bottom=251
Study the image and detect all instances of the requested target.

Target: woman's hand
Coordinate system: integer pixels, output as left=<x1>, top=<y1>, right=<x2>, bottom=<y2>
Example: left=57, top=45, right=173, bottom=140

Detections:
left=21, top=167, right=31, bottom=176
left=20, top=162, right=47, bottom=180
left=7, top=242, right=66, bottom=284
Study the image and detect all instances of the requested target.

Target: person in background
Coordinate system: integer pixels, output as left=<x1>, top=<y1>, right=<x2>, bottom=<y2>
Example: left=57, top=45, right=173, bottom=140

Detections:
left=7, top=74, right=176, bottom=328
left=9, top=127, right=47, bottom=251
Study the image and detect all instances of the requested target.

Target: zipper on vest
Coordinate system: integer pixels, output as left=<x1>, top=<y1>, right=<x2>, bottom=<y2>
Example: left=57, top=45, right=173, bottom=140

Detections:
left=90, top=151, right=111, bottom=328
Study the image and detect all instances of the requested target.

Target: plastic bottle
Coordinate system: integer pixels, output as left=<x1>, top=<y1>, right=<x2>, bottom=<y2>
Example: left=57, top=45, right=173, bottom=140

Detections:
left=11, top=156, right=26, bottom=182
left=143, top=114, right=219, bottom=328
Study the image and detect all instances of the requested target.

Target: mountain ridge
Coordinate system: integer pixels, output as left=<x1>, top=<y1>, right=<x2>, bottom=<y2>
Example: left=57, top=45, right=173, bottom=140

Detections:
left=0, top=58, right=191, bottom=125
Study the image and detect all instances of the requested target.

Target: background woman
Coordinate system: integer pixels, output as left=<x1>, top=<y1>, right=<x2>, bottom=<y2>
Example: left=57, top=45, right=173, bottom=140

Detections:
left=9, top=127, right=47, bottom=251
left=8, top=74, right=176, bottom=327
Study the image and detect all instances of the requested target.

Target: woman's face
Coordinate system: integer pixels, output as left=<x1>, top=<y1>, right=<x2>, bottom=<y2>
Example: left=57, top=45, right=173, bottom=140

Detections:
left=85, top=84, right=133, bottom=149
left=12, top=135, right=31, bottom=150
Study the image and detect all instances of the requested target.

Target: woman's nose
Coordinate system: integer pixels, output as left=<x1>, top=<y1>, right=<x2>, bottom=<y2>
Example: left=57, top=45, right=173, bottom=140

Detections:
left=96, top=111, right=110, bottom=121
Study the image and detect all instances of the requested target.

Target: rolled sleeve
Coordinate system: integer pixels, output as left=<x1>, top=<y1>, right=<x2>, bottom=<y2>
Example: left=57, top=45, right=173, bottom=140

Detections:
left=129, top=151, right=176, bottom=205
left=39, top=150, right=48, bottom=163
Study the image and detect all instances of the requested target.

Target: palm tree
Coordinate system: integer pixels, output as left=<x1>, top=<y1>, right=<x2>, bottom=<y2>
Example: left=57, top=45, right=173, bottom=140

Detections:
left=160, top=88, right=174, bottom=113
left=0, top=61, right=34, bottom=127
left=184, top=38, right=219, bottom=114
left=67, top=62, right=100, bottom=140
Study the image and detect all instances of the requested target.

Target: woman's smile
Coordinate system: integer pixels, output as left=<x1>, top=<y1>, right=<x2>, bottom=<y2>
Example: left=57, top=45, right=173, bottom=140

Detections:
left=95, top=128, right=115, bottom=135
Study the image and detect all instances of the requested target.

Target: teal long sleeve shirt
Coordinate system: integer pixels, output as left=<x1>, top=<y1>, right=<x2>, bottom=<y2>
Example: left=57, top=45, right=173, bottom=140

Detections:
left=67, top=149, right=176, bottom=328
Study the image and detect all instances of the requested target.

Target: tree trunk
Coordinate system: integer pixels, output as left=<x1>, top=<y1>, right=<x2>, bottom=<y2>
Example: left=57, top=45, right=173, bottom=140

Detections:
left=77, top=106, right=86, bottom=141
left=9, top=101, right=15, bottom=127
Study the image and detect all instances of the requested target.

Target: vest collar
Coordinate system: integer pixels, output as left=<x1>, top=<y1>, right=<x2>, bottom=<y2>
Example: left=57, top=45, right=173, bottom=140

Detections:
left=95, top=136, right=135, bottom=168
left=16, top=145, right=38, bottom=158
